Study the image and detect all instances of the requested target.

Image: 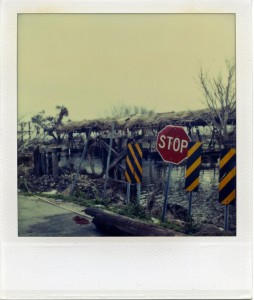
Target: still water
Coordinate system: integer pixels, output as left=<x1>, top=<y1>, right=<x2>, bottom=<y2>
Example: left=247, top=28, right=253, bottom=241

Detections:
left=141, top=160, right=235, bottom=228
left=63, top=156, right=236, bottom=229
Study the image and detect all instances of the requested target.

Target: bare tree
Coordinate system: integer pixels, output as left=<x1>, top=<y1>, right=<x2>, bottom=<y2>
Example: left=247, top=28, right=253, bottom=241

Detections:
left=31, top=105, right=69, bottom=144
left=198, top=60, right=236, bottom=148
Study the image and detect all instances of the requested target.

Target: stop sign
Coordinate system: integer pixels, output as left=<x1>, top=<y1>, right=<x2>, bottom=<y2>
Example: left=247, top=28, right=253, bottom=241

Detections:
left=156, top=125, right=191, bottom=164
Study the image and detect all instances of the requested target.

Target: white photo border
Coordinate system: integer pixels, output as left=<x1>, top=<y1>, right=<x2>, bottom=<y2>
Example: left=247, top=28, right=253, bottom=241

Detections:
left=0, top=0, right=252, bottom=299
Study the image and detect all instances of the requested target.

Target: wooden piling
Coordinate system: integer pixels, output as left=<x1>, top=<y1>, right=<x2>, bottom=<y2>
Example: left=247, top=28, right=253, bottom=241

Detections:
left=41, top=152, right=46, bottom=175
left=20, top=123, right=24, bottom=143
left=117, top=137, right=123, bottom=180
left=28, top=122, right=31, bottom=141
left=46, top=152, right=49, bottom=175
left=103, top=122, right=115, bottom=196
left=33, top=146, right=42, bottom=176
left=52, top=148, right=60, bottom=178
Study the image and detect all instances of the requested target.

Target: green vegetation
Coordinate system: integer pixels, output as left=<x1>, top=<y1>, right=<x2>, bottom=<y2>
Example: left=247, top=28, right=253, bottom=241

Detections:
left=160, top=221, right=184, bottom=233
left=19, top=191, right=110, bottom=208
left=19, top=191, right=199, bottom=234
left=159, top=218, right=201, bottom=234
left=117, top=204, right=150, bottom=221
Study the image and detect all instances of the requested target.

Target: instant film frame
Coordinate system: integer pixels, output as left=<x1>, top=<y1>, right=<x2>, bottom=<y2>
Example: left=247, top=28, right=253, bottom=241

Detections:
left=0, top=0, right=252, bottom=299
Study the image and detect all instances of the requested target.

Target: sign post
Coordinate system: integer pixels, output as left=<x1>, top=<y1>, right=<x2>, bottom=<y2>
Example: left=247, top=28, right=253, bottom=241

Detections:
left=156, top=125, right=191, bottom=222
left=188, top=192, right=193, bottom=219
left=219, top=148, right=236, bottom=231
left=224, top=204, right=229, bottom=231
left=126, top=182, right=131, bottom=205
left=137, top=183, right=141, bottom=205
left=161, top=163, right=172, bottom=222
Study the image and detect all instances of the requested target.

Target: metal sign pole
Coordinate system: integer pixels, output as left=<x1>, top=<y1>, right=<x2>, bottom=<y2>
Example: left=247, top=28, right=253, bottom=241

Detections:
left=162, top=163, right=172, bottom=223
left=137, top=183, right=141, bottom=205
left=188, top=191, right=193, bottom=219
left=224, top=205, right=229, bottom=231
left=126, top=182, right=131, bottom=205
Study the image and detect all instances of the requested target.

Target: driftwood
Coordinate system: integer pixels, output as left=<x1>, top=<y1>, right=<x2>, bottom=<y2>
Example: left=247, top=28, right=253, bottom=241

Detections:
left=85, top=207, right=185, bottom=236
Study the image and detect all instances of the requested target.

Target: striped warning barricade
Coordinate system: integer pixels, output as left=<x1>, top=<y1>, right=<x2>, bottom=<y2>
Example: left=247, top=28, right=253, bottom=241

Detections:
left=219, top=148, right=236, bottom=205
left=184, top=141, right=202, bottom=218
left=125, top=143, right=143, bottom=205
left=125, top=143, right=143, bottom=184
left=185, top=142, right=202, bottom=192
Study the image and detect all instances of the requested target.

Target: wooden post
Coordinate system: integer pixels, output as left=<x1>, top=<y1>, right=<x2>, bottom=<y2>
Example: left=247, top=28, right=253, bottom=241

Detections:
left=117, top=138, right=123, bottom=180
left=103, top=122, right=115, bottom=196
left=20, top=123, right=24, bottom=143
left=68, top=132, right=72, bottom=157
left=28, top=122, right=31, bottom=141
left=36, top=126, right=40, bottom=138
left=48, top=152, right=53, bottom=175
left=41, top=152, right=46, bottom=175
left=52, top=148, right=59, bottom=178
left=33, top=146, right=42, bottom=176
left=69, top=128, right=92, bottom=195
left=101, top=141, right=107, bottom=173
left=46, top=152, right=49, bottom=175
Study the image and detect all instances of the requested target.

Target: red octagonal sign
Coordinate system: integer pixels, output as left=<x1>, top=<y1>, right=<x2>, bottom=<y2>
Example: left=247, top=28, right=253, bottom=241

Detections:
left=156, top=125, right=191, bottom=165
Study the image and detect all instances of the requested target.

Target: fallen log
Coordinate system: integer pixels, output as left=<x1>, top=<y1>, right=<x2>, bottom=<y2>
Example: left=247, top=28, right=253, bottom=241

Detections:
left=84, top=207, right=185, bottom=236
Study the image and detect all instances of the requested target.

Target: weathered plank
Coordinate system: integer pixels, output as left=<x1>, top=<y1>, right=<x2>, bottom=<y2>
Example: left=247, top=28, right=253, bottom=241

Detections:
left=101, top=140, right=119, bottom=157
left=108, top=148, right=127, bottom=171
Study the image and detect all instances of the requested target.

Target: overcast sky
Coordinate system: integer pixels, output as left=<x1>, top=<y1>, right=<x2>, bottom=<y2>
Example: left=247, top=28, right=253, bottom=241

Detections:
left=18, top=13, right=235, bottom=121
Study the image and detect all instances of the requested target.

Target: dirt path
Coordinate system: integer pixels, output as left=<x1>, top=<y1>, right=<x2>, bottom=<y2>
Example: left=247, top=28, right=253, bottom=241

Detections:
left=18, top=195, right=104, bottom=237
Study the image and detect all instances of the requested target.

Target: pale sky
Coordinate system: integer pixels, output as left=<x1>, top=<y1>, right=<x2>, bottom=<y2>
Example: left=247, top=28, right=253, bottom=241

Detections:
left=18, top=13, right=235, bottom=121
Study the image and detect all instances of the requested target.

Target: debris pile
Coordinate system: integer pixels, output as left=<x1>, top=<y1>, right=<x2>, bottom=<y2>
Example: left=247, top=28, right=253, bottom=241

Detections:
left=18, top=164, right=126, bottom=204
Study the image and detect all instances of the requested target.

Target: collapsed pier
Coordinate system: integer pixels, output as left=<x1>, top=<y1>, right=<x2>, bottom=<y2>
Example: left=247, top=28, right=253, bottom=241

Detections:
left=28, top=108, right=236, bottom=178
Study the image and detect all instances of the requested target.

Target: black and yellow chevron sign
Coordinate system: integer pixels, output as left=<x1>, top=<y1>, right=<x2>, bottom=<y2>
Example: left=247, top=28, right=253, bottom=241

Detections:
left=219, top=148, right=236, bottom=205
left=185, top=142, right=202, bottom=192
left=125, top=143, right=143, bottom=184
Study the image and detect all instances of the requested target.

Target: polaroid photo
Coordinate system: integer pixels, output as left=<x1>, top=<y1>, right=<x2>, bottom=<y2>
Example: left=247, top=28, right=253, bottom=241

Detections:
left=0, top=0, right=252, bottom=299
